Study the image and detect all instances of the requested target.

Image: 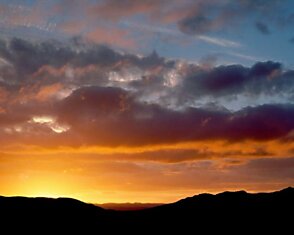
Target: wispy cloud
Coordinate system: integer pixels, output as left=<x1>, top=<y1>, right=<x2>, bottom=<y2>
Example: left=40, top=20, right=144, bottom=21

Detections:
left=123, top=21, right=242, bottom=48
left=122, top=21, right=179, bottom=36
left=226, top=51, right=263, bottom=62
left=196, top=35, right=242, bottom=48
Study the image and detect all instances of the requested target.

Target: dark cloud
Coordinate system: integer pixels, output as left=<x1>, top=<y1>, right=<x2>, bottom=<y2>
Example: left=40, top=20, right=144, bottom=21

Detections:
left=184, top=64, right=247, bottom=96
left=178, top=15, right=213, bottom=35
left=53, top=85, right=294, bottom=146
left=177, top=0, right=287, bottom=35
left=239, top=0, right=282, bottom=10
left=1, top=38, right=291, bottom=105
left=182, top=61, right=287, bottom=100
left=0, top=38, right=172, bottom=77
left=255, top=21, right=271, bottom=35
left=224, top=104, right=294, bottom=141
left=0, top=38, right=124, bottom=77
left=0, top=38, right=73, bottom=76
left=0, top=38, right=172, bottom=107
left=0, top=38, right=293, bottom=148
left=59, top=86, right=134, bottom=119
left=249, top=61, right=281, bottom=76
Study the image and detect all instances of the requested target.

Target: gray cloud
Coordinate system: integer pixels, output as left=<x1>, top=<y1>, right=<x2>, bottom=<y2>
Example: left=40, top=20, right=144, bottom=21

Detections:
left=255, top=21, right=271, bottom=35
left=0, top=38, right=293, bottom=108
left=0, top=38, right=123, bottom=77
left=0, top=38, right=172, bottom=79
left=0, top=38, right=294, bottom=148
left=180, top=61, right=294, bottom=105
left=177, top=0, right=289, bottom=35
left=178, top=15, right=213, bottom=35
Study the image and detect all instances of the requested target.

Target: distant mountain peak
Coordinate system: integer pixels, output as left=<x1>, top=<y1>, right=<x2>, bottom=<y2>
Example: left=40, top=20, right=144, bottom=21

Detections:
left=279, top=186, right=294, bottom=193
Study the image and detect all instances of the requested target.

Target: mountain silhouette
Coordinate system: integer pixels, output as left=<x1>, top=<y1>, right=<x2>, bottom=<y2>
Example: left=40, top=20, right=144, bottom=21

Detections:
left=0, top=187, right=293, bottom=233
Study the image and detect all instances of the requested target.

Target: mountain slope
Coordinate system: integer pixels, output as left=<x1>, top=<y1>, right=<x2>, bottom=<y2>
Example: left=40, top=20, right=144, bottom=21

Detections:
left=0, top=187, right=293, bottom=233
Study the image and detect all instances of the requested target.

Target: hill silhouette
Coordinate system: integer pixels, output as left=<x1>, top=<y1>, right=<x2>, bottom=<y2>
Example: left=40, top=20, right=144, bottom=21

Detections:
left=0, top=187, right=293, bottom=233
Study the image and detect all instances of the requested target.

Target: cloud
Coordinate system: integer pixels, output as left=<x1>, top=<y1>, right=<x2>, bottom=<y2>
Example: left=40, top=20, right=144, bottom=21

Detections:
left=181, top=61, right=289, bottom=101
left=87, top=0, right=196, bottom=24
left=34, top=83, right=64, bottom=102
left=60, top=147, right=273, bottom=164
left=0, top=37, right=132, bottom=86
left=255, top=21, right=271, bottom=35
left=88, top=0, right=165, bottom=21
left=249, top=61, right=281, bottom=76
left=177, top=0, right=288, bottom=35
left=0, top=38, right=293, bottom=150
left=57, top=87, right=294, bottom=146
left=195, top=35, right=241, bottom=48
left=0, top=38, right=74, bottom=76
left=85, top=27, right=136, bottom=49
left=0, top=38, right=292, bottom=109
left=123, top=21, right=241, bottom=48
left=0, top=0, right=292, bottom=52
left=178, top=14, right=215, bottom=35
left=227, top=157, right=294, bottom=181
left=0, top=3, right=56, bottom=32
left=2, top=85, right=294, bottom=148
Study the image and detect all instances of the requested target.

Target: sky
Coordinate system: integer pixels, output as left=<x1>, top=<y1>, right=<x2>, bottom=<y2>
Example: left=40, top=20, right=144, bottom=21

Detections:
left=0, top=0, right=294, bottom=203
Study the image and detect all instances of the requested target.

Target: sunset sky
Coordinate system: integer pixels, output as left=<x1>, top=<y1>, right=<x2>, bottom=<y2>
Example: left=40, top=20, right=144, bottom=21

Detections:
left=0, top=0, right=294, bottom=203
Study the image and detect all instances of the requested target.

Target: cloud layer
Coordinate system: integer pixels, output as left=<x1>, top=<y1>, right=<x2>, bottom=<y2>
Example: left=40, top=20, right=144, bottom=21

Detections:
left=0, top=38, right=293, bottom=152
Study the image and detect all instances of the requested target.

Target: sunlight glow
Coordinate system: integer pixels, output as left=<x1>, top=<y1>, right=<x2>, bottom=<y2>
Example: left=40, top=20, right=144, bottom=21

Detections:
left=31, top=116, right=70, bottom=133
left=164, top=69, right=180, bottom=87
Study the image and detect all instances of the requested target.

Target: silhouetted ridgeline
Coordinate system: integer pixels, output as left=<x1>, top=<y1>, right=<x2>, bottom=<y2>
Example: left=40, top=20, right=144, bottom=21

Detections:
left=0, top=188, right=293, bottom=233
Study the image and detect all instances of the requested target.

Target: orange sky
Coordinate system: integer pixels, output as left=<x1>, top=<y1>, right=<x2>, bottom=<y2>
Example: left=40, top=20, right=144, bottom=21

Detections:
left=1, top=139, right=293, bottom=203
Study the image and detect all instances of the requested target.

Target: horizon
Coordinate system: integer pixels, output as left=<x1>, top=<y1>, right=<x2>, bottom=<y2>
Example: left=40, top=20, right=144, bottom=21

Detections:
left=1, top=186, right=292, bottom=204
left=0, top=0, right=294, bottom=204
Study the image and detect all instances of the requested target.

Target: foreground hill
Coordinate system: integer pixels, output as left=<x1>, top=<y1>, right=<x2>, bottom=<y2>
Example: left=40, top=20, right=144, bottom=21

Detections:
left=0, top=187, right=293, bottom=233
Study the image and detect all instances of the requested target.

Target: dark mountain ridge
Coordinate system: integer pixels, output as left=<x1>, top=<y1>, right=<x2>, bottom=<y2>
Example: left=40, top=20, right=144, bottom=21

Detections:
left=0, top=187, right=293, bottom=233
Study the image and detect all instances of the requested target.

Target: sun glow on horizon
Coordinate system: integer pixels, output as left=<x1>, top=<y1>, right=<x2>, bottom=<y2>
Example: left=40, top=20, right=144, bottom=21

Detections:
left=0, top=138, right=293, bottom=203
